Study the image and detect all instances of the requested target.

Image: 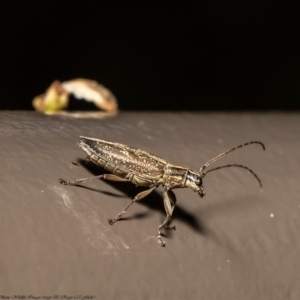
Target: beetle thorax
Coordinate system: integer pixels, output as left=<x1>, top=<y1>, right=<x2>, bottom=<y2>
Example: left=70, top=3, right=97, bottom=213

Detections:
left=163, top=165, right=188, bottom=189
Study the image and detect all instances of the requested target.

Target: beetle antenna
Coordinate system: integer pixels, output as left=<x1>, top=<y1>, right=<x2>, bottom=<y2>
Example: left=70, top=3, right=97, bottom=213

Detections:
left=202, top=164, right=263, bottom=188
left=199, top=141, right=265, bottom=174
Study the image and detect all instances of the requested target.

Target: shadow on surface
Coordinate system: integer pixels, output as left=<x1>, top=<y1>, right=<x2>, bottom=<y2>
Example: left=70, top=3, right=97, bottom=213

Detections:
left=61, top=157, right=264, bottom=250
left=64, top=158, right=208, bottom=236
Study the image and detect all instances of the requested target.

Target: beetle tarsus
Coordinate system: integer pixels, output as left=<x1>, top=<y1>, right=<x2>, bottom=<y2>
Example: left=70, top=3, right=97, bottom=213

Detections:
left=107, top=213, right=123, bottom=225
left=59, top=178, right=76, bottom=186
left=157, top=234, right=166, bottom=247
left=107, top=218, right=116, bottom=225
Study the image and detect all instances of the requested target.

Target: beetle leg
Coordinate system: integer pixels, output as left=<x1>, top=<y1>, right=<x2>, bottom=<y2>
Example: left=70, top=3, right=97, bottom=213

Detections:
left=164, top=189, right=177, bottom=231
left=157, top=188, right=177, bottom=247
left=107, top=186, right=156, bottom=225
left=59, top=174, right=128, bottom=186
left=102, top=174, right=129, bottom=182
left=60, top=175, right=104, bottom=186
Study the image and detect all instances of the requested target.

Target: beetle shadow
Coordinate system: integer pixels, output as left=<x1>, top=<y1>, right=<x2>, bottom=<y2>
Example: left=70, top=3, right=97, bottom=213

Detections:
left=68, top=158, right=208, bottom=236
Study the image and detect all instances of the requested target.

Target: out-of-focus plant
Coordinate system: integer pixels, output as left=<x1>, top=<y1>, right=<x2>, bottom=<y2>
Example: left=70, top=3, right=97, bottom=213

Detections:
left=33, top=78, right=118, bottom=117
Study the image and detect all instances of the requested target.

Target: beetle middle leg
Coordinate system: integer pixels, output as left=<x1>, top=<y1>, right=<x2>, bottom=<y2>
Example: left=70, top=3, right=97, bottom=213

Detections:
left=157, top=188, right=177, bottom=247
left=107, top=186, right=156, bottom=225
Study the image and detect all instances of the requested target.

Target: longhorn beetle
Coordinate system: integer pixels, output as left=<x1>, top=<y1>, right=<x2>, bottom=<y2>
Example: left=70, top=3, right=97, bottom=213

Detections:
left=60, top=137, right=265, bottom=246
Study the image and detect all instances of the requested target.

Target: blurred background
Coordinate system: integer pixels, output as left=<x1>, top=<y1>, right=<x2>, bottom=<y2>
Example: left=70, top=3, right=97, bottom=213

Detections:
left=1, top=1, right=299, bottom=111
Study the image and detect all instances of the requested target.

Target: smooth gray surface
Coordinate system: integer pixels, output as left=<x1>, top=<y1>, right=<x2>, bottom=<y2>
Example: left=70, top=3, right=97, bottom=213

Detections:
left=0, top=112, right=299, bottom=299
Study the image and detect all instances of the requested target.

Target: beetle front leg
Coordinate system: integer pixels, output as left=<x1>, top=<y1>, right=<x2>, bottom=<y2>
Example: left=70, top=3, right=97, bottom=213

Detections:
left=107, top=186, right=156, bottom=225
left=164, top=189, right=177, bottom=231
left=157, top=188, right=177, bottom=247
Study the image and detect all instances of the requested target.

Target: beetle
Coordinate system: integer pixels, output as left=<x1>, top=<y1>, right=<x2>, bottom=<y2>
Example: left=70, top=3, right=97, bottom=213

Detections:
left=60, top=137, right=265, bottom=246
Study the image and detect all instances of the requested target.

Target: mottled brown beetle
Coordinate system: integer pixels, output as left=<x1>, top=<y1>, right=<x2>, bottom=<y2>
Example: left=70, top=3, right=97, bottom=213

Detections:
left=60, top=137, right=265, bottom=246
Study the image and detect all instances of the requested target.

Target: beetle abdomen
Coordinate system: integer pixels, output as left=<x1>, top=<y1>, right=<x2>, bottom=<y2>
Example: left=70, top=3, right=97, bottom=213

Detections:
left=79, top=137, right=166, bottom=178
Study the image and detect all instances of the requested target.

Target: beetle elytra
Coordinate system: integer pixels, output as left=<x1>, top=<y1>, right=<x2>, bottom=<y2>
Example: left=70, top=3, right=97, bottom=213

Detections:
left=60, top=137, right=265, bottom=247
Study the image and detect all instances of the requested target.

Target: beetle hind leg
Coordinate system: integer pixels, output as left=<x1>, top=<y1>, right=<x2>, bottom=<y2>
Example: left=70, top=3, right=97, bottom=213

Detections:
left=59, top=174, right=105, bottom=186
left=59, top=173, right=128, bottom=186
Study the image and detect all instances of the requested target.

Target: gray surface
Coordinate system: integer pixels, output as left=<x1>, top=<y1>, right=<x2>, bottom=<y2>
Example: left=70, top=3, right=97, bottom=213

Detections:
left=0, top=111, right=299, bottom=299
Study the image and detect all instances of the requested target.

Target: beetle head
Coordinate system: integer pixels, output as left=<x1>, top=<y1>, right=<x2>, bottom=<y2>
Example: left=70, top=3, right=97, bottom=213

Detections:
left=186, top=170, right=206, bottom=198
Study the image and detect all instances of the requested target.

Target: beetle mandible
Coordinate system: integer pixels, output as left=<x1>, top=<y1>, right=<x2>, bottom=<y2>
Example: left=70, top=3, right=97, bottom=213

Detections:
left=60, top=137, right=265, bottom=247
